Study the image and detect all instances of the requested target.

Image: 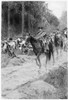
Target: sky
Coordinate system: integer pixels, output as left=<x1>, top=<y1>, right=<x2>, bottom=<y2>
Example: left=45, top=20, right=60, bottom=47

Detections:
left=46, top=0, right=67, bottom=19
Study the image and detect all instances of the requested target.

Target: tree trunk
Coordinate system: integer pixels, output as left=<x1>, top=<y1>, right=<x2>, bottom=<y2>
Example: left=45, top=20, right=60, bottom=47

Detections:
left=8, top=2, right=11, bottom=38
left=28, top=14, right=30, bottom=33
left=22, top=2, right=24, bottom=37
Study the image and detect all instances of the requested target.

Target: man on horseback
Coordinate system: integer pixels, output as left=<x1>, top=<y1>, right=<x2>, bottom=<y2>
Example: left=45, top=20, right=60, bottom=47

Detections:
left=26, top=32, right=55, bottom=69
left=54, top=30, right=63, bottom=57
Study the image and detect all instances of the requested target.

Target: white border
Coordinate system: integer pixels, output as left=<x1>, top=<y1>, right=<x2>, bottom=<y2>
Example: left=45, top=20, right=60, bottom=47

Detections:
left=0, top=0, right=68, bottom=100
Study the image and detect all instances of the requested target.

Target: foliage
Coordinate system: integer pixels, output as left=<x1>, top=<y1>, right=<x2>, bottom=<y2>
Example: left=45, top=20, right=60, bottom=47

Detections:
left=2, top=1, right=59, bottom=39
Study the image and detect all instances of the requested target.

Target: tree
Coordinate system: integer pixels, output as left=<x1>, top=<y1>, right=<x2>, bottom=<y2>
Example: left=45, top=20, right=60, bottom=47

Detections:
left=2, top=1, right=60, bottom=39
left=2, top=2, right=8, bottom=39
left=24, top=1, right=49, bottom=34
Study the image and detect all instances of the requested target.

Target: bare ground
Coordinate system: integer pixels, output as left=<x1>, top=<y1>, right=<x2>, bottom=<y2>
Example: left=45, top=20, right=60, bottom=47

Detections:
left=1, top=48, right=68, bottom=99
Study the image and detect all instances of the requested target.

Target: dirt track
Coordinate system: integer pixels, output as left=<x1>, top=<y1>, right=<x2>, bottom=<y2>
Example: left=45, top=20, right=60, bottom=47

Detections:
left=1, top=49, right=68, bottom=99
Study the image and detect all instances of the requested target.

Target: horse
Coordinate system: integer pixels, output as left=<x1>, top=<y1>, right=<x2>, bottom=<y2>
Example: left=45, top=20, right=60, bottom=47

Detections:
left=15, top=38, right=22, bottom=48
left=2, top=41, right=14, bottom=57
left=2, top=41, right=8, bottom=53
left=54, top=33, right=63, bottom=57
left=26, top=35, right=44, bottom=68
left=59, top=35, right=63, bottom=54
left=6, top=40, right=17, bottom=57
left=54, top=33, right=60, bottom=55
left=44, top=37, right=54, bottom=64
left=18, top=39, right=28, bottom=54
left=26, top=34, right=54, bottom=68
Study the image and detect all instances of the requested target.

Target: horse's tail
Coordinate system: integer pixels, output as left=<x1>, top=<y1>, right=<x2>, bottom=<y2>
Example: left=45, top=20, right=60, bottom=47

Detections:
left=60, top=39, right=63, bottom=48
left=48, top=41, right=53, bottom=60
left=49, top=50, right=51, bottom=60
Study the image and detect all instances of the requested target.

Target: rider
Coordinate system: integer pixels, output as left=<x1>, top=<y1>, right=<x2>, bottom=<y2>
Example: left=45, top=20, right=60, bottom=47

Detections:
left=7, top=37, right=13, bottom=42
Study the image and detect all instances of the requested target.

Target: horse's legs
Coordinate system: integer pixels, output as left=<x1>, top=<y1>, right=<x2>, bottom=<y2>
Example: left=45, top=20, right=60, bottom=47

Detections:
left=59, top=46, right=61, bottom=56
left=52, top=52, right=55, bottom=65
left=12, top=52, right=16, bottom=58
left=45, top=53, right=49, bottom=66
left=8, top=50, right=12, bottom=57
left=56, top=47, right=58, bottom=58
left=46, top=55, right=48, bottom=64
left=57, top=47, right=58, bottom=55
left=60, top=41, right=63, bottom=55
left=36, top=53, right=41, bottom=68
left=35, top=53, right=41, bottom=74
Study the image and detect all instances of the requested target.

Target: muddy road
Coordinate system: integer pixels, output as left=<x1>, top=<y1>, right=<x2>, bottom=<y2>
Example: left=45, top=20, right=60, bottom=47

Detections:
left=1, top=49, right=68, bottom=99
